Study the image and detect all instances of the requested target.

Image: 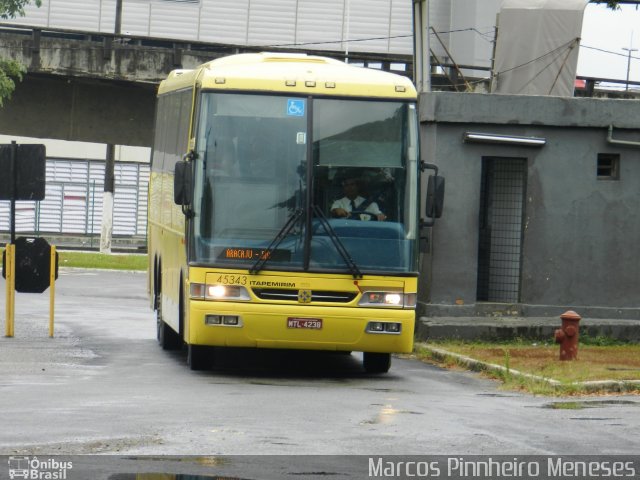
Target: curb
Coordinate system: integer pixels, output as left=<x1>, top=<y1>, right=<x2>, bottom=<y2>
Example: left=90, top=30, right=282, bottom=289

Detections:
left=419, top=343, right=640, bottom=394
left=416, top=317, right=640, bottom=343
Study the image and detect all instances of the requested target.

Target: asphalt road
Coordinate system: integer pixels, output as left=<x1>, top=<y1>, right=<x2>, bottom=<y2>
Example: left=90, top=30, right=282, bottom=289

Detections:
left=0, top=269, right=639, bottom=462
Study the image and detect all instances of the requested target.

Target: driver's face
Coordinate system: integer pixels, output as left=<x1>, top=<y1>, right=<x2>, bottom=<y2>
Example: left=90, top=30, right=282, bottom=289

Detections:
left=343, top=180, right=358, bottom=198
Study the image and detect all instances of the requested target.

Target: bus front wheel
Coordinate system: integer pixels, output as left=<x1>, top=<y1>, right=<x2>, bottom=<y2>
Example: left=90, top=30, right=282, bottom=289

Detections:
left=363, top=352, right=391, bottom=374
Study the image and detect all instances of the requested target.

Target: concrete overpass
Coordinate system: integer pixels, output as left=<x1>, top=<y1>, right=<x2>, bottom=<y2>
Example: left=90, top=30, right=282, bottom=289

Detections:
left=0, top=26, right=413, bottom=147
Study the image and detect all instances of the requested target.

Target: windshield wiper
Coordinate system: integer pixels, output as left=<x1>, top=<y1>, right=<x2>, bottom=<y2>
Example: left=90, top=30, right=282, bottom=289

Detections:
left=249, top=209, right=303, bottom=274
left=312, top=205, right=362, bottom=279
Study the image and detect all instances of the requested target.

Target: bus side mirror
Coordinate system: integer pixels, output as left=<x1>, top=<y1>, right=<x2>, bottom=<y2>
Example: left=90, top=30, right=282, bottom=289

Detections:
left=174, top=160, right=192, bottom=206
left=426, top=175, right=445, bottom=219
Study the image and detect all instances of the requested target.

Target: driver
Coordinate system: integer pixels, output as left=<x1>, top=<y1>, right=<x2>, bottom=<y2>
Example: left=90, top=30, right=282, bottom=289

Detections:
left=330, top=175, right=386, bottom=221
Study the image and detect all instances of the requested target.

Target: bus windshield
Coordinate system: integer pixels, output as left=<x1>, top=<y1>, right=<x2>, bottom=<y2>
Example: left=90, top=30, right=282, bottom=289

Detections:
left=191, top=92, right=419, bottom=274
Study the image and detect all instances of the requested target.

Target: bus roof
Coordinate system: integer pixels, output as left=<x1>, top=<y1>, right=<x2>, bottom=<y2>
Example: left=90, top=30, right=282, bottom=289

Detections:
left=158, top=52, right=416, bottom=99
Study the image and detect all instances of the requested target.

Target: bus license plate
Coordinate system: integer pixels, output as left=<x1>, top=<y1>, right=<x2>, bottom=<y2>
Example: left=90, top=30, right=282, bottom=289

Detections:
left=287, top=318, right=322, bottom=330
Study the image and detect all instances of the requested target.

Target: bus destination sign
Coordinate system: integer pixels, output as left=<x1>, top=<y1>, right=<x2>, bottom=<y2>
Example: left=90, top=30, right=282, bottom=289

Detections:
left=217, top=247, right=291, bottom=262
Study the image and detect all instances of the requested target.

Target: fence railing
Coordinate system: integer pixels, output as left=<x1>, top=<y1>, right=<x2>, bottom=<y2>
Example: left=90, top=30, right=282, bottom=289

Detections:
left=0, top=158, right=149, bottom=242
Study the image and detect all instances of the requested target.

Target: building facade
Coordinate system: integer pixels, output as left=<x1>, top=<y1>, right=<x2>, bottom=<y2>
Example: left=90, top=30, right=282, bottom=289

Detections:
left=0, top=137, right=149, bottom=246
left=4, top=0, right=413, bottom=56
left=419, top=92, right=640, bottom=319
left=4, top=0, right=500, bottom=68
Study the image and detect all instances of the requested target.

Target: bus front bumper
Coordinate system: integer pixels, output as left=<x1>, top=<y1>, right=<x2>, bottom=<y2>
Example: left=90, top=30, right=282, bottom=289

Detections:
left=188, top=301, right=415, bottom=353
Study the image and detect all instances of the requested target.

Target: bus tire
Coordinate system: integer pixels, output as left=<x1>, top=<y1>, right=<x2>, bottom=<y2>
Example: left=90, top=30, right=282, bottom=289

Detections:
left=363, top=352, right=391, bottom=374
left=188, top=344, right=211, bottom=371
left=156, top=299, right=182, bottom=351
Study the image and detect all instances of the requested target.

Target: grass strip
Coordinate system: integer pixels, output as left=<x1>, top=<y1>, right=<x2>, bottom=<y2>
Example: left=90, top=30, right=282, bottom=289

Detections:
left=416, top=341, right=640, bottom=395
left=1, top=247, right=147, bottom=271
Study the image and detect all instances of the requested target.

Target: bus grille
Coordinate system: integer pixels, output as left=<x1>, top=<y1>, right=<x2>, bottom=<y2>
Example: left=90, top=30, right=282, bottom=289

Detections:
left=252, top=289, right=357, bottom=303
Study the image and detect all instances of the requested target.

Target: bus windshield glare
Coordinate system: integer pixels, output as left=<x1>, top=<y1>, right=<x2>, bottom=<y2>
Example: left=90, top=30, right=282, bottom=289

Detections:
left=191, top=92, right=419, bottom=274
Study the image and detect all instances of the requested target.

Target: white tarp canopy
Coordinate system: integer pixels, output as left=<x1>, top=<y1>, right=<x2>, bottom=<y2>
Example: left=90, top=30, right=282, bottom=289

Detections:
left=491, top=0, right=589, bottom=96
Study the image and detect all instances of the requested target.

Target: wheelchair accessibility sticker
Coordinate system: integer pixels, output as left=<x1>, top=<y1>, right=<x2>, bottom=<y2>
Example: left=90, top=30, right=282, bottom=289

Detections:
left=287, top=99, right=305, bottom=117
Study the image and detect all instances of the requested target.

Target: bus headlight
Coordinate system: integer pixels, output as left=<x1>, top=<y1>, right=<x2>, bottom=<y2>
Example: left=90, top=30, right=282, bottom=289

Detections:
left=359, top=291, right=416, bottom=308
left=205, top=284, right=251, bottom=301
left=190, top=283, right=251, bottom=301
left=208, top=285, right=227, bottom=298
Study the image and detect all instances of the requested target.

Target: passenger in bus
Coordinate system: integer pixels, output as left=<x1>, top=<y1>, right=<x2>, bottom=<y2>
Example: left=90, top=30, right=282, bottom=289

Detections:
left=330, top=175, right=387, bottom=221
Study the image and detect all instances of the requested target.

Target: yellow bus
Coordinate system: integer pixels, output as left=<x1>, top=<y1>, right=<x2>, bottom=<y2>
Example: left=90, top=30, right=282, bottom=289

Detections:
left=148, top=52, right=443, bottom=373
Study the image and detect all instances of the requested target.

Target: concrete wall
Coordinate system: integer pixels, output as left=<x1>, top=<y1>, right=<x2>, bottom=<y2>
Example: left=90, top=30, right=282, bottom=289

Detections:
left=419, top=92, right=640, bottom=319
left=0, top=74, right=156, bottom=147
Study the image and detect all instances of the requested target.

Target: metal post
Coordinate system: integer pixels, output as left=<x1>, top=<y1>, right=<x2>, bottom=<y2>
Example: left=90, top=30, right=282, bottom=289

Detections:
left=5, top=244, right=15, bottom=337
left=344, top=0, right=350, bottom=60
left=90, top=179, right=96, bottom=249
left=115, top=0, right=123, bottom=35
left=10, top=141, right=17, bottom=244
left=49, top=245, right=56, bottom=338
left=7, top=142, right=17, bottom=337
left=622, top=47, right=637, bottom=92
left=9, top=243, right=15, bottom=338
left=100, top=145, right=115, bottom=253
left=412, top=0, right=431, bottom=94
left=35, top=201, right=40, bottom=237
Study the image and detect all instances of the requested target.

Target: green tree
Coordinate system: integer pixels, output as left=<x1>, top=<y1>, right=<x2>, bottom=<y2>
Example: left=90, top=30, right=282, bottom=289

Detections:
left=0, top=0, right=41, bottom=106
left=592, top=1, right=630, bottom=9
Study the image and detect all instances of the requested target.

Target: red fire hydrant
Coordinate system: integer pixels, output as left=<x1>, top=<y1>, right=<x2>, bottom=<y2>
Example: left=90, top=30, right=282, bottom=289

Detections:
left=554, top=310, right=581, bottom=361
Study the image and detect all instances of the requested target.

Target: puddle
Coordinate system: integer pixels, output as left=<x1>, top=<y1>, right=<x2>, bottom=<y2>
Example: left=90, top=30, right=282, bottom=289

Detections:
left=360, top=406, right=423, bottom=425
left=359, top=387, right=414, bottom=394
left=569, top=417, right=619, bottom=421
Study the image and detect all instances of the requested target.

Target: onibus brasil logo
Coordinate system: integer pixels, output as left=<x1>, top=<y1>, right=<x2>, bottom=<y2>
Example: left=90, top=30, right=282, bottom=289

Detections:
left=8, top=456, right=73, bottom=479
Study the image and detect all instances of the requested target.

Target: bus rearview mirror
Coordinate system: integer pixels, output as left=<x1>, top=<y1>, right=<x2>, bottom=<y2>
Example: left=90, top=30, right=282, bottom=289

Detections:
left=426, top=175, right=445, bottom=219
left=174, top=160, right=192, bottom=206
